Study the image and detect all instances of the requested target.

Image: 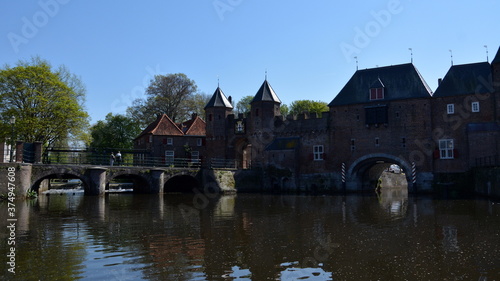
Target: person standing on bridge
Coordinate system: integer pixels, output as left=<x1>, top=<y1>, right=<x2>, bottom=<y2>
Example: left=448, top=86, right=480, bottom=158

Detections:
left=110, top=152, right=115, bottom=166
left=116, top=151, right=122, bottom=165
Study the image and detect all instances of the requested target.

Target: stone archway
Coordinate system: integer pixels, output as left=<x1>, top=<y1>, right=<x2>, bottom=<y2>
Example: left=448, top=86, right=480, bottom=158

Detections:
left=164, top=174, right=201, bottom=193
left=31, top=168, right=88, bottom=194
left=346, top=153, right=413, bottom=192
left=106, top=172, right=151, bottom=193
left=234, top=138, right=252, bottom=169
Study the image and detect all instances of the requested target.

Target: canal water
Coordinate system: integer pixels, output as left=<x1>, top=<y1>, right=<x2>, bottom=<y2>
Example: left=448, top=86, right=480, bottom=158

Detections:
left=1, top=189, right=499, bottom=280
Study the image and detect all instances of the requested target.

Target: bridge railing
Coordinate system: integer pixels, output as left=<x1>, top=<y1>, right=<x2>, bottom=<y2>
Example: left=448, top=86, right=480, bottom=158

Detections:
left=42, top=147, right=243, bottom=169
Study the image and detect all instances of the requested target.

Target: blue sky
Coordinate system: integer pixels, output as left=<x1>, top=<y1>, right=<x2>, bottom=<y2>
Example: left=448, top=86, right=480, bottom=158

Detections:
left=2, top=0, right=499, bottom=124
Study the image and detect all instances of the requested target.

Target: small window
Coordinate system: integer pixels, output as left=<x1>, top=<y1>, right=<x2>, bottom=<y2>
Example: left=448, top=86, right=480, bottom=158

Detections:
left=197, top=138, right=202, bottom=146
left=313, top=145, right=324, bottom=161
left=439, top=139, right=454, bottom=159
left=167, top=138, right=173, bottom=145
left=208, top=114, right=212, bottom=121
left=149, top=135, right=153, bottom=143
left=447, top=104, right=455, bottom=114
left=375, top=138, right=380, bottom=147
left=401, top=137, right=406, bottom=148
left=471, top=102, right=480, bottom=113
left=255, top=109, right=259, bottom=117
left=350, top=139, right=356, bottom=151
left=370, top=88, right=384, bottom=100
left=165, top=150, right=175, bottom=165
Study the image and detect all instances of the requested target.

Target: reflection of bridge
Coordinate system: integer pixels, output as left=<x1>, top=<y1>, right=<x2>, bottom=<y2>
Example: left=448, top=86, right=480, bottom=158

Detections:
left=2, top=163, right=235, bottom=197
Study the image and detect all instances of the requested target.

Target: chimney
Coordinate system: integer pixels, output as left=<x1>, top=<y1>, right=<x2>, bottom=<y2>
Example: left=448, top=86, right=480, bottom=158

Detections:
left=191, top=112, right=198, bottom=120
left=228, top=96, right=232, bottom=105
left=438, top=78, right=442, bottom=85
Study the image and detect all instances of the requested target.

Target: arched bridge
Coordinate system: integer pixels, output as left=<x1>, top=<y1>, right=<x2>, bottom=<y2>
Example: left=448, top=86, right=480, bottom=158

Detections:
left=27, top=164, right=234, bottom=195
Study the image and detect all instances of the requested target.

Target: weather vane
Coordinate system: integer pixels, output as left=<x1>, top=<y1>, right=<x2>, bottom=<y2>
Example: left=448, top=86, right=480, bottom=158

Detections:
left=408, top=48, right=413, bottom=63
left=484, top=45, right=489, bottom=62
left=449, top=50, right=453, bottom=66
left=354, top=56, right=358, bottom=70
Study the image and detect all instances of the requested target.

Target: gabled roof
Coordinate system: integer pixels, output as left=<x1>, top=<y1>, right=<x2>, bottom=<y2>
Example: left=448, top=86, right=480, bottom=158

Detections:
left=182, top=115, right=206, bottom=136
left=370, top=77, right=385, bottom=88
left=329, top=63, right=432, bottom=106
left=433, top=62, right=492, bottom=97
left=492, top=46, right=500, bottom=64
left=205, top=87, right=233, bottom=109
left=135, top=114, right=184, bottom=140
left=251, top=80, right=281, bottom=104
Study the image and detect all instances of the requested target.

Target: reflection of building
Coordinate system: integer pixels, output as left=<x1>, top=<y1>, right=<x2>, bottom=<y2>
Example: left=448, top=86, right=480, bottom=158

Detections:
left=133, top=113, right=206, bottom=166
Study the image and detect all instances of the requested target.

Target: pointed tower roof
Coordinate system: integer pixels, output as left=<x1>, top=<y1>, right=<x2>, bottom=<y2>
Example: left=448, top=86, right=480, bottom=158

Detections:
left=251, top=80, right=281, bottom=104
left=492, top=46, right=500, bottom=64
left=204, top=87, right=233, bottom=109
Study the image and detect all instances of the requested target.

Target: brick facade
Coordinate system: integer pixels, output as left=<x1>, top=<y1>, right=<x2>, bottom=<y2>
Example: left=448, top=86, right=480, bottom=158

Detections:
left=137, top=47, right=500, bottom=192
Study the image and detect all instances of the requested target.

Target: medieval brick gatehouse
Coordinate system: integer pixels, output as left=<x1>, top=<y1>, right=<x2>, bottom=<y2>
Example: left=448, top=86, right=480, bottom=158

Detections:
left=138, top=46, right=500, bottom=192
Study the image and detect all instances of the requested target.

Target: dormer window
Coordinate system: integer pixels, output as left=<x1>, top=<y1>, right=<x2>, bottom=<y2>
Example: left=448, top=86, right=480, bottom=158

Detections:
left=369, top=78, right=385, bottom=100
left=370, top=88, right=384, bottom=100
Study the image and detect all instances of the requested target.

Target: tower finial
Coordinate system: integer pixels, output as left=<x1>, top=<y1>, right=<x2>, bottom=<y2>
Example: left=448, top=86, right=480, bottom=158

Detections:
left=408, top=48, right=413, bottom=63
left=484, top=45, right=489, bottom=62
left=265, top=69, right=268, bottom=80
left=217, top=75, right=219, bottom=87
left=449, top=50, right=453, bottom=66
left=354, top=56, right=358, bottom=70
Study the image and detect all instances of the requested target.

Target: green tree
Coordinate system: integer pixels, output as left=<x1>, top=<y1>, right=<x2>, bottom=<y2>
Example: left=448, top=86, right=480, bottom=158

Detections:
left=89, top=113, right=142, bottom=149
left=235, top=95, right=253, bottom=115
left=289, top=100, right=329, bottom=117
left=0, top=57, right=89, bottom=147
left=280, top=104, right=289, bottom=117
left=126, top=73, right=198, bottom=127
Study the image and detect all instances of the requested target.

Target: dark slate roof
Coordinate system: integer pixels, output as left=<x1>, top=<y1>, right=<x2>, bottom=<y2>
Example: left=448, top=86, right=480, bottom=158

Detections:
left=329, top=63, right=432, bottom=106
left=433, top=62, right=492, bottom=97
left=492, top=46, right=500, bottom=64
left=204, top=87, right=233, bottom=109
left=265, top=137, right=300, bottom=151
left=251, top=80, right=281, bottom=104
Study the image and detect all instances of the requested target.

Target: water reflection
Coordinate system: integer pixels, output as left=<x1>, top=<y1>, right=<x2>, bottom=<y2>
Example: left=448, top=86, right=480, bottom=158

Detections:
left=376, top=185, right=408, bottom=220
left=1, top=193, right=499, bottom=280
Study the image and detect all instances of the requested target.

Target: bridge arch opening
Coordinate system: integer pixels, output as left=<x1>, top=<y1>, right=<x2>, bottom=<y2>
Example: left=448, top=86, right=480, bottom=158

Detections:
left=32, top=173, right=86, bottom=194
left=107, top=174, right=150, bottom=193
left=347, top=154, right=411, bottom=192
left=164, top=175, right=201, bottom=193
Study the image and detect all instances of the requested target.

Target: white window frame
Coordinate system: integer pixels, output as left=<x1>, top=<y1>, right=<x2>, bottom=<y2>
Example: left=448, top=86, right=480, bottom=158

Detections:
left=167, top=138, right=173, bottom=145
left=313, top=145, right=324, bottom=161
left=447, top=104, right=455, bottom=114
left=439, top=139, right=454, bottom=159
left=471, top=101, right=480, bottom=113
left=165, top=150, right=174, bottom=164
